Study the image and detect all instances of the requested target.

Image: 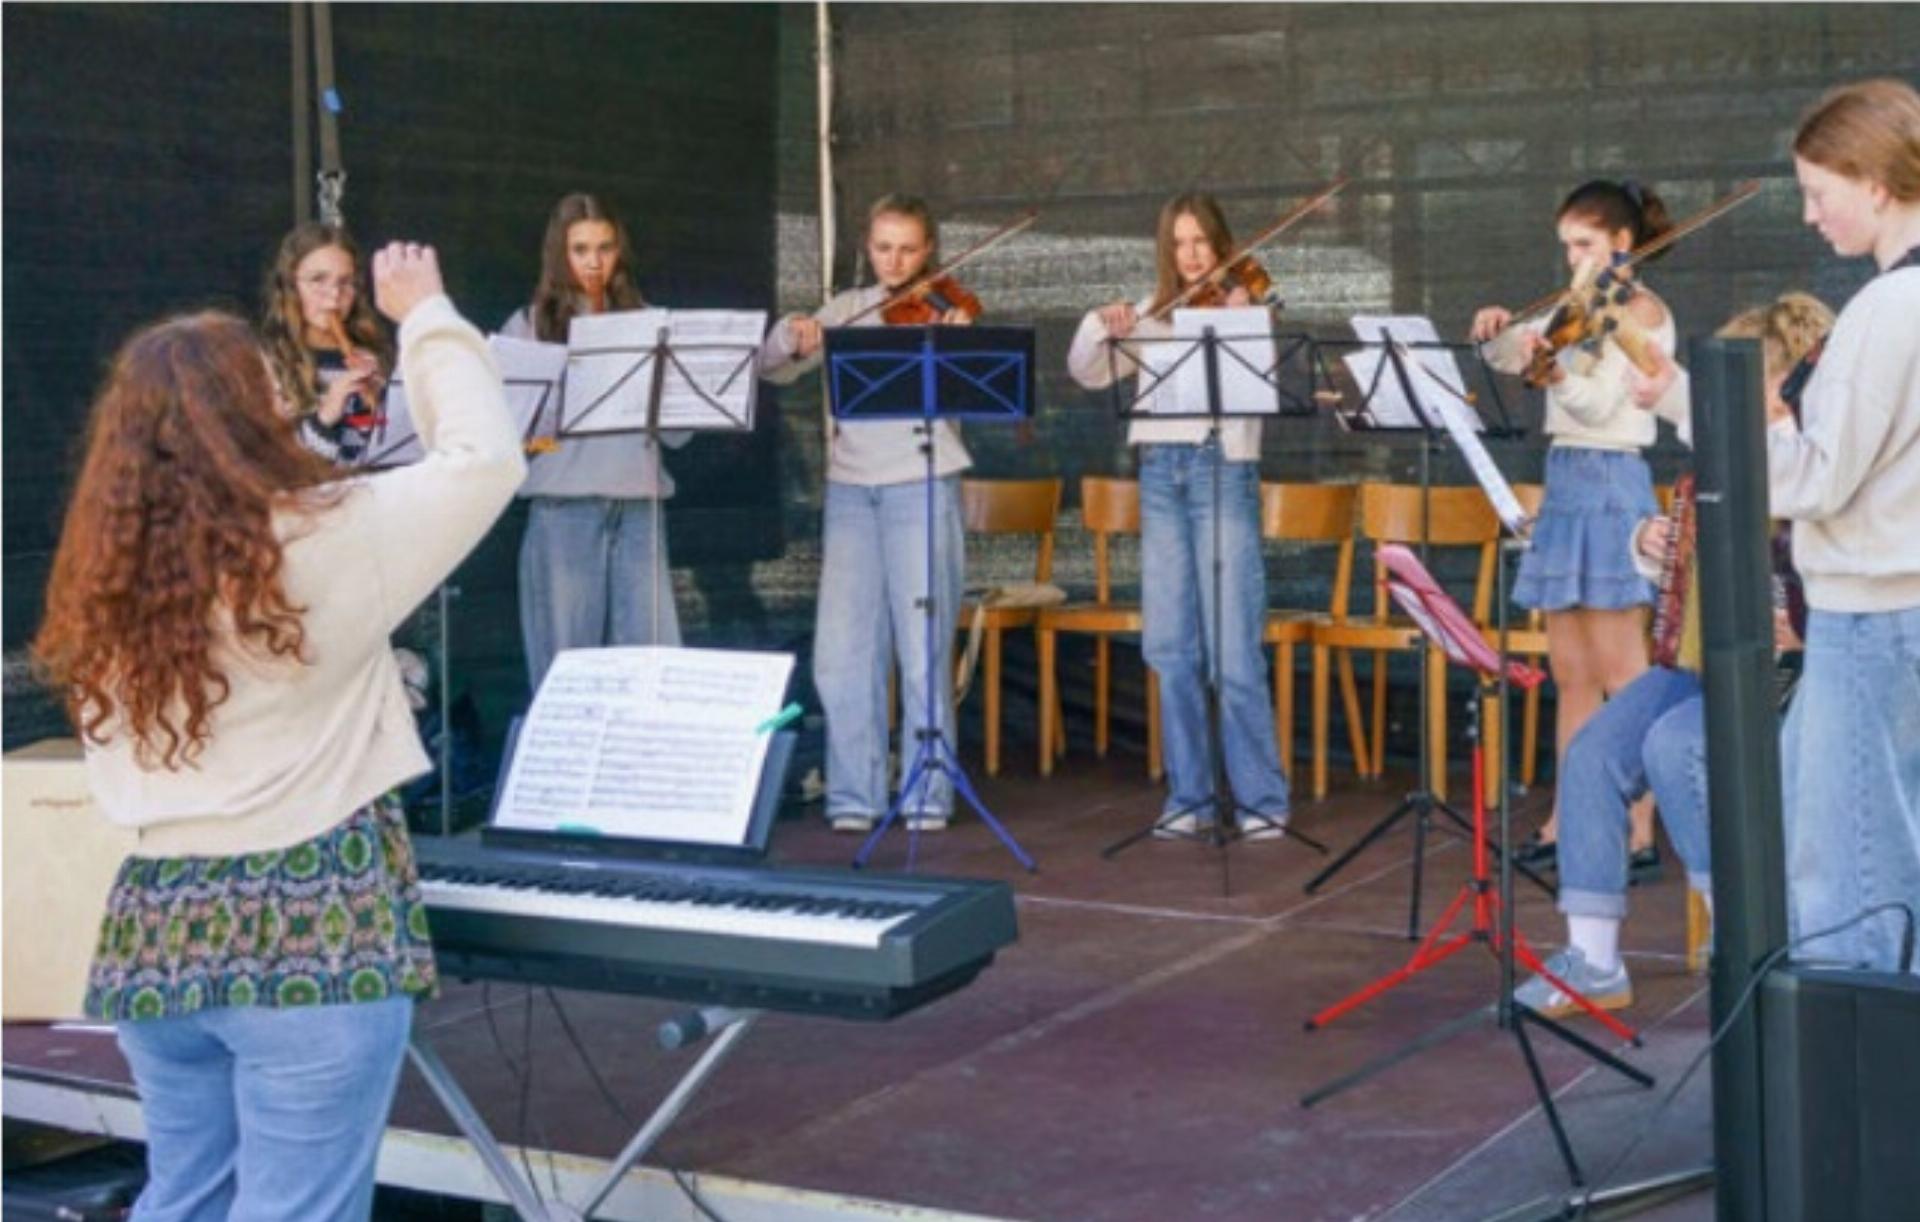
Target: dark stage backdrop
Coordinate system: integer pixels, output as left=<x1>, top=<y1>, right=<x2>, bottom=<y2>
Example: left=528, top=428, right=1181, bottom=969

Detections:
left=3, top=3, right=781, bottom=748
left=765, top=2, right=1920, bottom=762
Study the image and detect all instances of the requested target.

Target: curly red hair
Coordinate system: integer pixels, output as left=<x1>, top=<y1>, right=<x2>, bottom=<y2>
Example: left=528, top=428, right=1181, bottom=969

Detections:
left=33, top=311, right=338, bottom=769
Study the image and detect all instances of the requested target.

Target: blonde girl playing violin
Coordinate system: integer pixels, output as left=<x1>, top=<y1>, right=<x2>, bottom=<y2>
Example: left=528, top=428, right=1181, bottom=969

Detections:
left=757, top=195, right=973, bottom=834
left=1065, top=192, right=1293, bottom=840
left=1471, top=180, right=1679, bottom=876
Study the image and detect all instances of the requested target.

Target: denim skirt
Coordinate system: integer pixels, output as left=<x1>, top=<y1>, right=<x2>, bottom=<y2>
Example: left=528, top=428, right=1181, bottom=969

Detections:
left=1514, top=446, right=1659, bottom=612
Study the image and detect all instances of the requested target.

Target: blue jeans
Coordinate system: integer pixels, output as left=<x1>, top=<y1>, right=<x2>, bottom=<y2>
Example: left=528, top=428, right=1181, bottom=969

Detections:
left=814, top=477, right=964, bottom=821
left=519, top=496, right=681, bottom=689
left=1557, top=667, right=1711, bottom=917
left=1138, top=444, right=1289, bottom=821
left=116, top=998, right=413, bottom=1222
left=1781, top=606, right=1920, bottom=973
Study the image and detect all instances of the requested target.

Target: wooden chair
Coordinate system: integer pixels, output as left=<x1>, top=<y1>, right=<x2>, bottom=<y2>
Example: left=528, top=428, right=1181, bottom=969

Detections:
left=1036, top=477, right=1162, bottom=780
left=1311, top=484, right=1500, bottom=801
left=959, top=477, right=1064, bottom=777
left=1260, top=482, right=1367, bottom=802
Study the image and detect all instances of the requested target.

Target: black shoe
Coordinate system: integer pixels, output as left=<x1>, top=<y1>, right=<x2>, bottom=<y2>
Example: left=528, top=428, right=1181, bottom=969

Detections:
left=1629, top=844, right=1664, bottom=886
left=1514, top=833, right=1558, bottom=870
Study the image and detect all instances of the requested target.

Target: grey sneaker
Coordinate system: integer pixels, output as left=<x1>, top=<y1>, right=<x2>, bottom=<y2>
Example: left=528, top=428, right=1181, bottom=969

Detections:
left=1152, top=812, right=1208, bottom=840
left=828, top=813, right=875, bottom=834
left=1514, top=947, right=1633, bottom=1019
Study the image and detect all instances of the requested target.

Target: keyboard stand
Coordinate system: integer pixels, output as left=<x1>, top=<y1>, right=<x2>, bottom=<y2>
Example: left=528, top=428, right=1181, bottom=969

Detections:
left=407, top=1007, right=762, bottom=1221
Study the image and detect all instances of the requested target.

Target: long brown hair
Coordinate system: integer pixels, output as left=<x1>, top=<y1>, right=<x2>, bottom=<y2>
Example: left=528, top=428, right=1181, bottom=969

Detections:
left=33, top=312, right=337, bottom=769
left=528, top=193, right=644, bottom=343
left=1149, top=192, right=1235, bottom=315
left=1794, top=78, right=1920, bottom=202
left=259, top=222, right=393, bottom=416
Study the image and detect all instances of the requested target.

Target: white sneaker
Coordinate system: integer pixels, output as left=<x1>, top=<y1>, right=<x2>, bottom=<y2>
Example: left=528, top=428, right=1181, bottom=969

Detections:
left=829, top=813, right=874, bottom=834
left=1152, top=812, right=1207, bottom=840
left=906, top=814, right=949, bottom=833
left=1237, top=816, right=1289, bottom=842
left=1515, top=947, right=1633, bottom=1019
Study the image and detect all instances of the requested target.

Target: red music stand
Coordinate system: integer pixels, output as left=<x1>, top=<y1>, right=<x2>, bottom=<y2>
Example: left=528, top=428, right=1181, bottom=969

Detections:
left=1300, top=544, right=1654, bottom=1189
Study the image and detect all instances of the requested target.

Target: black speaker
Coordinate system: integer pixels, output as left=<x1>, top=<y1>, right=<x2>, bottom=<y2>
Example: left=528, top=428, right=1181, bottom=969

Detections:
left=1759, top=967, right=1920, bottom=1221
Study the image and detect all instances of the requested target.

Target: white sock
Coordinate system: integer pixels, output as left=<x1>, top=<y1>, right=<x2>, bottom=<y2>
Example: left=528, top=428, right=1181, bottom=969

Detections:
left=1567, top=915, right=1623, bottom=975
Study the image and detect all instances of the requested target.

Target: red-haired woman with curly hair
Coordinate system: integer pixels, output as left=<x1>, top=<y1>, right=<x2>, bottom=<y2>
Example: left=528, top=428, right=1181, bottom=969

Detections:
left=32, top=244, right=525, bottom=1219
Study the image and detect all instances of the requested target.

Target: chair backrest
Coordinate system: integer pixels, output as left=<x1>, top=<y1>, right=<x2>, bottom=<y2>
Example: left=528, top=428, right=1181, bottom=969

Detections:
left=1262, top=482, right=1358, bottom=616
left=1078, top=476, right=1141, bottom=604
left=1356, top=483, right=1500, bottom=623
left=961, top=477, right=1063, bottom=582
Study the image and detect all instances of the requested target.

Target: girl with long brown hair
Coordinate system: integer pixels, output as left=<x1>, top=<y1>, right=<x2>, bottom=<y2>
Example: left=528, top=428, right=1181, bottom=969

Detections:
left=33, top=244, right=525, bottom=1217
left=1063, top=192, right=1294, bottom=841
left=502, top=192, right=685, bottom=689
left=260, top=221, right=395, bottom=465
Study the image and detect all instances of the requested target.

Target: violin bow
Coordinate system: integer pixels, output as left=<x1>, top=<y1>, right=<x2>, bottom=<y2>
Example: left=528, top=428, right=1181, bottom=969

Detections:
left=842, top=208, right=1042, bottom=325
left=1503, top=179, right=1763, bottom=329
left=1144, top=175, right=1350, bottom=322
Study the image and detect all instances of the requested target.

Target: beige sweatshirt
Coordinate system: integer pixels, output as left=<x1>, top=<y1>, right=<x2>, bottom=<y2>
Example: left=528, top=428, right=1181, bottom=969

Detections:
left=756, top=285, right=972, bottom=487
left=1482, top=310, right=1677, bottom=451
left=1767, top=267, right=1920, bottom=613
left=83, top=295, right=528, bottom=856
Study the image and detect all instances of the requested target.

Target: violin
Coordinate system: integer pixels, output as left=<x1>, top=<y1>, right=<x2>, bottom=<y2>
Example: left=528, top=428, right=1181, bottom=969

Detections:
left=1143, top=176, right=1346, bottom=322
left=879, top=274, right=984, bottom=325
left=844, top=209, right=1039, bottom=327
left=1183, top=255, right=1276, bottom=310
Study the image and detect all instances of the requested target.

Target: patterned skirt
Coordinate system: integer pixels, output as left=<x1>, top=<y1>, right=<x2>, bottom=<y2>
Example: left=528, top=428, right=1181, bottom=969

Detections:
left=85, top=796, right=438, bottom=1022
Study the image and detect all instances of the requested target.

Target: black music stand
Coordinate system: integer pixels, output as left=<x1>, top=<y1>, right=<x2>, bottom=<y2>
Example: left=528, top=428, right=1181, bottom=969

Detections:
left=1097, top=314, right=1328, bottom=895
left=824, top=324, right=1039, bottom=873
left=562, top=312, right=763, bottom=643
left=1302, top=336, right=1553, bottom=936
left=1299, top=543, right=1654, bottom=1194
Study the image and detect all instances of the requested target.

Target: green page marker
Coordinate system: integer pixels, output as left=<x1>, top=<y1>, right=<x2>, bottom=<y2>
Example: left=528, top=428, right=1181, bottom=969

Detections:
left=755, top=702, right=803, bottom=734
left=556, top=822, right=602, bottom=836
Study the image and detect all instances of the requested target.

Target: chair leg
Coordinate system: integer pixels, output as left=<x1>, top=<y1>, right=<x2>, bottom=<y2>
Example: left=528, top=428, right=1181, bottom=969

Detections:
left=1275, top=642, right=1296, bottom=785
left=1370, top=649, right=1389, bottom=781
left=1427, top=646, right=1449, bottom=801
left=1482, top=692, right=1502, bottom=808
left=1094, top=636, right=1111, bottom=758
left=1146, top=667, right=1163, bottom=782
left=1337, top=649, right=1369, bottom=781
left=1312, top=643, right=1330, bottom=801
left=1038, top=628, right=1056, bottom=777
left=984, top=628, right=1003, bottom=776
left=1686, top=888, right=1711, bottom=975
left=1521, top=681, right=1541, bottom=789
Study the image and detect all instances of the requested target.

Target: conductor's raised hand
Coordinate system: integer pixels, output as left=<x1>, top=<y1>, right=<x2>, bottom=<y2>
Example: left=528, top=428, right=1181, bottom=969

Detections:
left=372, top=242, right=445, bottom=324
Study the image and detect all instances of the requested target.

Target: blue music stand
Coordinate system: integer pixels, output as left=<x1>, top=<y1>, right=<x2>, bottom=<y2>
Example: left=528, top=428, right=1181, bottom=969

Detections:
left=824, top=324, right=1038, bottom=872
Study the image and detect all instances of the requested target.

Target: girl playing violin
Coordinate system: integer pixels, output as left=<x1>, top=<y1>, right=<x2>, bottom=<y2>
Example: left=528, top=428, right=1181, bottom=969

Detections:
left=501, top=192, right=688, bottom=689
left=1470, top=181, right=1679, bottom=877
left=1065, top=192, right=1293, bottom=841
left=1767, top=78, right=1920, bottom=974
left=260, top=222, right=393, bottom=467
left=757, top=194, right=974, bottom=834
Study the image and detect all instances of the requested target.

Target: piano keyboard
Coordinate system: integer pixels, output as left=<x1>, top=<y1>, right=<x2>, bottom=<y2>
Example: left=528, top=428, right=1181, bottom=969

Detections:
left=413, top=837, right=1017, bottom=1020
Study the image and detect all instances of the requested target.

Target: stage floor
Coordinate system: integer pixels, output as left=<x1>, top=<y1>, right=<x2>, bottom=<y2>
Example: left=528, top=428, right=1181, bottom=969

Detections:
left=3, top=752, right=1717, bottom=1221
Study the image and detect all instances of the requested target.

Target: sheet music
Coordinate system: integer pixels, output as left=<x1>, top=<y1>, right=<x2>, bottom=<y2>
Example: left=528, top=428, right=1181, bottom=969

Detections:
left=1349, top=316, right=1470, bottom=400
left=562, top=309, right=763, bottom=434
left=1137, top=307, right=1278, bottom=416
left=360, top=335, right=566, bottom=467
left=490, top=334, right=569, bottom=444
left=494, top=646, right=795, bottom=845
left=1397, top=351, right=1532, bottom=535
